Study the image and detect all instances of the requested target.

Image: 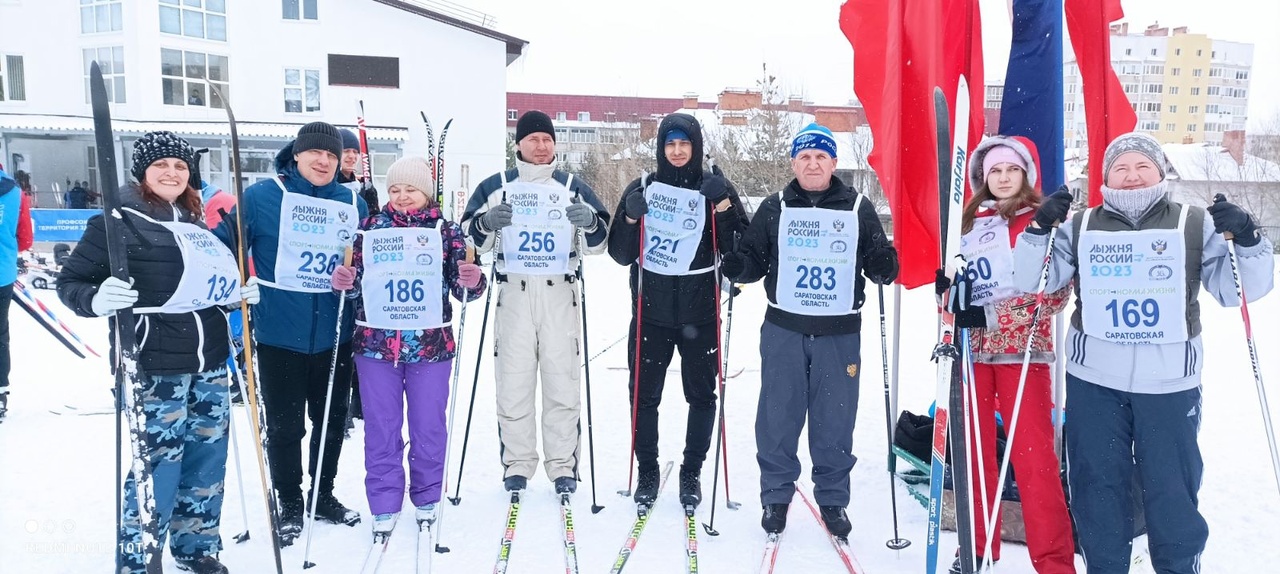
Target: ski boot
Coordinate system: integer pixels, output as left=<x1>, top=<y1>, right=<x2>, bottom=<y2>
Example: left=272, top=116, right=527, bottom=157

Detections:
left=633, top=468, right=660, bottom=508
left=819, top=505, right=852, bottom=539
left=372, top=512, right=399, bottom=542
left=678, top=465, right=702, bottom=508
left=416, top=503, right=437, bottom=525
left=310, top=490, right=361, bottom=526
left=949, top=553, right=996, bottom=573
left=554, top=476, right=577, bottom=494
left=277, top=491, right=305, bottom=547
left=0, top=390, right=8, bottom=420
left=761, top=503, right=789, bottom=534
left=504, top=475, right=527, bottom=491
left=174, top=555, right=229, bottom=574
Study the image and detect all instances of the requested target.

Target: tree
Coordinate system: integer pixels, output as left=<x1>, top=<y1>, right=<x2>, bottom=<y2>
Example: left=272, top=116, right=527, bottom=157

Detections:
left=505, top=133, right=516, bottom=171
left=706, top=64, right=801, bottom=200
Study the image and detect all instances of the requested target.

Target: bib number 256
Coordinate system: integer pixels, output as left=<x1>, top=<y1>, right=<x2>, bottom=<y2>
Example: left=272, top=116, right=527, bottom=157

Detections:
left=794, top=265, right=836, bottom=291
left=517, top=231, right=556, bottom=253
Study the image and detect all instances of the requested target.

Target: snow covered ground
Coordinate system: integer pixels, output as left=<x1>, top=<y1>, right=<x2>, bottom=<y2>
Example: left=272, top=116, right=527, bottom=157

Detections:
left=1, top=254, right=1278, bottom=573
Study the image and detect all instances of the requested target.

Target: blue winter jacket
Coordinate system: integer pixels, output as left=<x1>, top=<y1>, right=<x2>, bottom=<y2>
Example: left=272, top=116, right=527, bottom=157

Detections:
left=0, top=169, right=21, bottom=287
left=213, top=143, right=369, bottom=354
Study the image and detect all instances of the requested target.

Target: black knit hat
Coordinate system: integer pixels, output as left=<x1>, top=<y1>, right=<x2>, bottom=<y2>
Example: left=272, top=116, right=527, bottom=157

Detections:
left=131, top=131, right=195, bottom=182
left=293, top=121, right=343, bottom=159
left=340, top=128, right=360, bottom=151
left=515, top=110, right=555, bottom=143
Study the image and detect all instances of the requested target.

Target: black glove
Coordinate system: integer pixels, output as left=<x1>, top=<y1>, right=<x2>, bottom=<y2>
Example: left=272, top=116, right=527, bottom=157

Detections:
left=1209, top=194, right=1261, bottom=247
left=719, top=252, right=745, bottom=280
left=934, top=268, right=951, bottom=297
left=862, top=244, right=898, bottom=285
left=1031, top=187, right=1073, bottom=233
left=700, top=174, right=730, bottom=203
left=624, top=191, right=648, bottom=220
left=480, top=203, right=513, bottom=232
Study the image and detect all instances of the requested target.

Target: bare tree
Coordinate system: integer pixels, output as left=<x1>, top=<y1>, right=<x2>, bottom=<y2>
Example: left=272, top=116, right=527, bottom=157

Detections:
left=705, top=64, right=801, bottom=200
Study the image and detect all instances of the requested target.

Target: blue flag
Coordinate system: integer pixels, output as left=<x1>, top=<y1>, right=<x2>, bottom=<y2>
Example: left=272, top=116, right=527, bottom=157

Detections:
left=999, top=0, right=1065, bottom=192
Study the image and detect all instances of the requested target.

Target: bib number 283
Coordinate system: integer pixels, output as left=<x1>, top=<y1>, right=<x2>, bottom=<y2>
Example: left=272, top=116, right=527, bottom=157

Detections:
left=794, top=265, right=836, bottom=291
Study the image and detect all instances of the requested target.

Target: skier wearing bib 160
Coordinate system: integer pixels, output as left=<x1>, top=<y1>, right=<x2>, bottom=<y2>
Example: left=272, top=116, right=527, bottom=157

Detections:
left=719, top=123, right=898, bottom=538
left=606, top=113, right=748, bottom=508
left=213, top=122, right=370, bottom=543
left=328, top=156, right=486, bottom=536
left=58, top=131, right=257, bottom=574
left=459, top=110, right=610, bottom=494
left=1014, top=132, right=1274, bottom=573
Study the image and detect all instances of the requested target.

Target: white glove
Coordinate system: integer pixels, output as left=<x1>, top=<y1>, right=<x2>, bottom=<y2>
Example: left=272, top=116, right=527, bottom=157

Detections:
left=240, top=276, right=261, bottom=305
left=91, top=276, right=138, bottom=317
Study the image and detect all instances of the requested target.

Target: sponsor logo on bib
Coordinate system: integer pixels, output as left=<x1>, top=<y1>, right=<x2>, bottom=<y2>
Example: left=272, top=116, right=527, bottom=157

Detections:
left=832, top=219, right=845, bottom=232
left=831, top=240, right=848, bottom=253
left=1149, top=264, right=1173, bottom=280
left=1151, top=239, right=1167, bottom=254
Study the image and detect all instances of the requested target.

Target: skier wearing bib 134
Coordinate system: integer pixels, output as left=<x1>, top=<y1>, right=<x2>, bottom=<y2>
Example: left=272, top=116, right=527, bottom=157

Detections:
left=459, top=110, right=610, bottom=494
left=719, top=123, right=898, bottom=538
left=1013, top=131, right=1274, bottom=573
left=606, top=113, right=749, bottom=508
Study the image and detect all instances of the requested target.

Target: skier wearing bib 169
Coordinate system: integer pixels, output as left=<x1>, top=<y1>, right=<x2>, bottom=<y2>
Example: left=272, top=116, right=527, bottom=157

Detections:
left=58, top=131, right=256, bottom=574
left=327, top=156, right=486, bottom=536
left=719, top=123, right=898, bottom=538
left=935, top=136, right=1075, bottom=573
left=213, top=122, right=370, bottom=543
left=1014, top=132, right=1274, bottom=573
left=459, top=110, right=610, bottom=494
left=606, top=113, right=749, bottom=508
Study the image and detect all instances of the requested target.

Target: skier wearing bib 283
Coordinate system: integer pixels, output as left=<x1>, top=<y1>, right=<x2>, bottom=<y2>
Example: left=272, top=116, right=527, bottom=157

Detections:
left=606, top=113, right=748, bottom=508
left=58, top=131, right=256, bottom=574
left=459, top=110, right=610, bottom=494
left=213, top=122, right=370, bottom=543
left=1014, top=132, right=1274, bottom=573
left=720, top=123, right=898, bottom=538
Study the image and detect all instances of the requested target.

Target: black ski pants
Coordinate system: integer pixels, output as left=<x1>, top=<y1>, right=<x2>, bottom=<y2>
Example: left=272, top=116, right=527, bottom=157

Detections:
left=626, top=319, right=719, bottom=475
left=256, top=342, right=354, bottom=498
left=0, top=283, right=10, bottom=390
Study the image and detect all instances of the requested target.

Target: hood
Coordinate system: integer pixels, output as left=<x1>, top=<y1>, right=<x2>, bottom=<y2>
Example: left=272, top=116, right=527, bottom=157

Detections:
left=968, top=135, right=1041, bottom=193
left=655, top=113, right=704, bottom=188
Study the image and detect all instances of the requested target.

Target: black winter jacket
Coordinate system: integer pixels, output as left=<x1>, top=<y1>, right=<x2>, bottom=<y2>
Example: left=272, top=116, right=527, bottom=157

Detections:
left=57, top=185, right=231, bottom=376
left=731, top=177, right=893, bottom=336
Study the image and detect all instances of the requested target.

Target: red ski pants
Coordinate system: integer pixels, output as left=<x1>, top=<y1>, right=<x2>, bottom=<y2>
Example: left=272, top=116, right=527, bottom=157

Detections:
left=966, top=362, right=1075, bottom=573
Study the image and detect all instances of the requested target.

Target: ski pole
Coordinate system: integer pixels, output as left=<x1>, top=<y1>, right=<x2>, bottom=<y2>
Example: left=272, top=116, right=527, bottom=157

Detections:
left=1214, top=193, right=1280, bottom=498
left=961, top=328, right=992, bottom=558
left=573, top=191, right=605, bottom=514
left=302, top=246, right=354, bottom=570
left=703, top=217, right=733, bottom=536
left=225, top=341, right=252, bottom=543
left=878, top=283, right=910, bottom=549
left=979, top=229, right=1057, bottom=571
left=435, top=245, right=476, bottom=553
left=619, top=215, right=645, bottom=498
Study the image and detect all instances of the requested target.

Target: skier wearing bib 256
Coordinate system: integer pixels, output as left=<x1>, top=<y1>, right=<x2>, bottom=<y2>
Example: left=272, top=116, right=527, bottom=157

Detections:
left=606, top=113, right=748, bottom=508
left=58, top=131, right=256, bottom=574
left=460, top=110, right=610, bottom=494
left=1014, top=132, right=1274, bottom=573
left=329, top=156, right=486, bottom=535
left=720, top=123, right=898, bottom=538
left=213, top=122, right=370, bottom=543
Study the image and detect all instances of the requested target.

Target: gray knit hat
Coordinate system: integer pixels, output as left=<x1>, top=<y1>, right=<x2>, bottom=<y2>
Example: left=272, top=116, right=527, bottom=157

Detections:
left=1103, top=132, right=1166, bottom=181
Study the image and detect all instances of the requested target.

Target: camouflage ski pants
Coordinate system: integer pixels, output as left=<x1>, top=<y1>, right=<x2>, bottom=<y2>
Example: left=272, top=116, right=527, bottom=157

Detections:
left=118, top=367, right=230, bottom=572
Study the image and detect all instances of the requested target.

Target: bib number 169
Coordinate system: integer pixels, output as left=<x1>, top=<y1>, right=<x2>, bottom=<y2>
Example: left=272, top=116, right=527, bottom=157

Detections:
left=1105, top=298, right=1159, bottom=328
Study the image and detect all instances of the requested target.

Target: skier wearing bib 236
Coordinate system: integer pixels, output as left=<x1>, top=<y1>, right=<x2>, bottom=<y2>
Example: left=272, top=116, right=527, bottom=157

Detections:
left=720, top=123, right=898, bottom=538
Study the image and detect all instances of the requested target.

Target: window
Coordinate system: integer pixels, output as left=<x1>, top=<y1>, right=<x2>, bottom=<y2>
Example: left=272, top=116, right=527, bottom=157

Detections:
left=1124, top=48, right=1132, bottom=56
left=327, top=54, right=398, bottom=88
left=86, top=147, right=98, bottom=190
left=284, top=68, right=320, bottom=113
left=1236, top=70, right=1250, bottom=80
left=1207, top=86, right=1220, bottom=96
left=1226, top=87, right=1247, bottom=99
left=1175, top=48, right=1182, bottom=56
left=1189, top=105, right=1199, bottom=114
left=1209, top=67, right=1223, bottom=78
left=1169, top=86, right=1179, bottom=95
left=81, top=0, right=122, bottom=34
left=1139, top=102, right=1161, bottom=112
left=1171, top=68, right=1181, bottom=76
left=1139, top=121, right=1159, bottom=131
left=1192, top=69, right=1202, bottom=77
left=83, top=47, right=125, bottom=103
left=507, top=109, right=517, bottom=120
left=1166, top=123, right=1176, bottom=132
left=1196, top=49, right=1202, bottom=56
left=1142, top=84, right=1163, bottom=94
left=283, top=0, right=318, bottom=21
left=161, top=48, right=229, bottom=108
left=1190, top=87, right=1200, bottom=96
left=1169, top=105, right=1178, bottom=113
left=556, top=112, right=566, bottom=121
left=577, top=111, right=590, bottom=122
left=1065, top=102, right=1076, bottom=112
left=1206, top=104, right=1221, bottom=114
left=1150, top=48, right=1157, bottom=56
left=160, top=0, right=227, bottom=42
left=1143, top=64, right=1163, bottom=75
left=0, top=55, right=25, bottom=101
left=1211, top=51, right=1216, bottom=59
left=1188, top=124, right=1197, bottom=132
left=1123, top=83, right=1138, bottom=94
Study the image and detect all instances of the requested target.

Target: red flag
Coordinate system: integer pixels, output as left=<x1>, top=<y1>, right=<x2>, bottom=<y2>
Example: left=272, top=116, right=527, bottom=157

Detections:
left=1066, top=0, right=1136, bottom=206
left=841, top=0, right=984, bottom=289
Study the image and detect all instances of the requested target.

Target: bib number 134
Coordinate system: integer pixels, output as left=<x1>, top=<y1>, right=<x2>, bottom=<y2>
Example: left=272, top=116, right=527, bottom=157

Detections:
left=794, top=265, right=836, bottom=291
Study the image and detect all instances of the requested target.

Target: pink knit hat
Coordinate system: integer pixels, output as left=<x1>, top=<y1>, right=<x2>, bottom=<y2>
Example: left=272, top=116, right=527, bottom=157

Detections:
left=981, top=145, right=1028, bottom=180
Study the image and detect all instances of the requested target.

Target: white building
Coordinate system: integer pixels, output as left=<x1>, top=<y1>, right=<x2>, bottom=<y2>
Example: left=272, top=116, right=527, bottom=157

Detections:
left=0, top=0, right=526, bottom=209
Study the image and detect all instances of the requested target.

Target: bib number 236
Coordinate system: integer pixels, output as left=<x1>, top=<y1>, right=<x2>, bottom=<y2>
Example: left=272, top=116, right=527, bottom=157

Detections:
left=297, top=251, right=341, bottom=275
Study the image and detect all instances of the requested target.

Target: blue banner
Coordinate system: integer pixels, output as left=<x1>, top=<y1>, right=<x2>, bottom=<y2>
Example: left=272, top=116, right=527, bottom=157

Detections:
left=31, top=209, right=96, bottom=242
left=1000, top=0, right=1065, bottom=192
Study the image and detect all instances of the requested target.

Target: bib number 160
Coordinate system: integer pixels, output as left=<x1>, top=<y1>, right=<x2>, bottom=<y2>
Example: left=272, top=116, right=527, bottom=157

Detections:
left=1105, top=298, right=1159, bottom=328
left=794, top=265, right=836, bottom=291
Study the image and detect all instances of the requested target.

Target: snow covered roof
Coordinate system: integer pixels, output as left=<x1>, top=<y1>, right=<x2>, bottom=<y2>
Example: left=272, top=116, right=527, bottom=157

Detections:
left=0, top=114, right=408, bottom=141
left=1161, top=143, right=1280, bottom=183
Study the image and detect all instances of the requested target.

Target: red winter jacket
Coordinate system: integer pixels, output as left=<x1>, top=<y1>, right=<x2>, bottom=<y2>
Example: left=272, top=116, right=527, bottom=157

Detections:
left=17, top=191, right=32, bottom=252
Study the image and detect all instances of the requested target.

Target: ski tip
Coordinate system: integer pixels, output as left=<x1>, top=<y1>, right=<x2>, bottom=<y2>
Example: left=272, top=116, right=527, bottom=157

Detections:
left=591, top=504, right=605, bottom=514
left=887, top=537, right=911, bottom=550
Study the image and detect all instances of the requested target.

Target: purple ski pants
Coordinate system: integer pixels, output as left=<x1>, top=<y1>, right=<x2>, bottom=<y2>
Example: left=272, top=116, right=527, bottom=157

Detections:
left=355, top=355, right=451, bottom=515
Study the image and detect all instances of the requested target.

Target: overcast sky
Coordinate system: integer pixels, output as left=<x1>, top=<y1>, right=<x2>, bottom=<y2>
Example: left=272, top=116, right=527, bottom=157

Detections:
left=470, top=0, right=1279, bottom=130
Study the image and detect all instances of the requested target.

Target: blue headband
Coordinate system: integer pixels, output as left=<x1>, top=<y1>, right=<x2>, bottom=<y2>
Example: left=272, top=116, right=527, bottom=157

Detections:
left=791, top=123, right=837, bottom=159
left=665, top=129, right=689, bottom=144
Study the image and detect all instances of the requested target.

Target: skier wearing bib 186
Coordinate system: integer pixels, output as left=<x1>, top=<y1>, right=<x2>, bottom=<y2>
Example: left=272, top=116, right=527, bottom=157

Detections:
left=213, top=122, right=370, bottom=543
left=328, top=156, right=486, bottom=535
left=459, top=110, right=610, bottom=494
left=606, top=113, right=748, bottom=507
left=58, top=131, right=257, bottom=574
left=1013, top=132, right=1274, bottom=573
left=935, top=136, right=1075, bottom=573
left=720, top=123, right=898, bottom=538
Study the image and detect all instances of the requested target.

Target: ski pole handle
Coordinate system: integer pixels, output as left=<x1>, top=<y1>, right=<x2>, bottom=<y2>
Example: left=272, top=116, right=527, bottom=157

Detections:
left=342, top=245, right=353, bottom=267
left=465, top=245, right=476, bottom=264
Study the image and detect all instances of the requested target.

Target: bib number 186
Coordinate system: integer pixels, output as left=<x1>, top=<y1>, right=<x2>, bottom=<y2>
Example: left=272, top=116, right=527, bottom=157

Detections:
left=794, top=265, right=836, bottom=291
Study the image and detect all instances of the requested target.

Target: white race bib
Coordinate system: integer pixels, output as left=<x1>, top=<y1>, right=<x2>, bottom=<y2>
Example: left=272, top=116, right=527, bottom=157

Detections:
left=358, top=227, right=445, bottom=330
left=1078, top=206, right=1189, bottom=344
left=128, top=209, right=241, bottom=314
left=641, top=181, right=707, bottom=276
left=500, top=180, right=573, bottom=275
left=960, top=214, right=1018, bottom=306
left=772, top=200, right=860, bottom=316
left=266, top=178, right=359, bottom=293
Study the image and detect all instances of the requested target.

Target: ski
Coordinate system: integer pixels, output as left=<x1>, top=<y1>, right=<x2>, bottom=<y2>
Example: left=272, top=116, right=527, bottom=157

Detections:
left=608, top=461, right=675, bottom=574
left=435, top=119, right=453, bottom=216
left=492, top=490, right=522, bottom=574
left=49, top=405, right=114, bottom=416
left=684, top=505, right=699, bottom=574
left=560, top=494, right=581, bottom=574
left=359, top=515, right=399, bottom=574
left=11, top=280, right=99, bottom=358
left=419, top=112, right=436, bottom=203
left=796, top=482, right=865, bottom=573
left=90, top=61, right=163, bottom=574
left=416, top=512, right=436, bottom=573
left=758, top=532, right=783, bottom=574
